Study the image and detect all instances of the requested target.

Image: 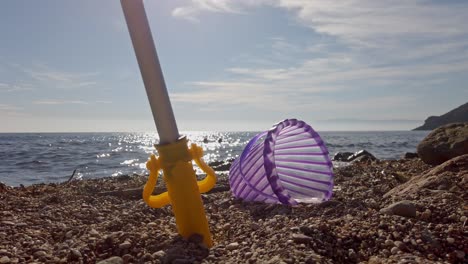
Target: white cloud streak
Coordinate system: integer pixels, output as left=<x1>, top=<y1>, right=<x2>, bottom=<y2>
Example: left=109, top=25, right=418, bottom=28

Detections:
left=33, top=100, right=90, bottom=105
left=0, top=82, right=34, bottom=92
left=0, top=103, right=25, bottom=116
left=22, top=64, right=99, bottom=90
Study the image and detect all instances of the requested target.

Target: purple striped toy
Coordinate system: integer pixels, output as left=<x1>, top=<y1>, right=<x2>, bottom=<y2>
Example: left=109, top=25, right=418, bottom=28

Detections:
left=229, top=119, right=334, bottom=205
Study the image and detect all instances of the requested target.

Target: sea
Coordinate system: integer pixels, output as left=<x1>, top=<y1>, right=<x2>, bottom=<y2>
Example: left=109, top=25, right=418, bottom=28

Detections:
left=0, top=131, right=430, bottom=186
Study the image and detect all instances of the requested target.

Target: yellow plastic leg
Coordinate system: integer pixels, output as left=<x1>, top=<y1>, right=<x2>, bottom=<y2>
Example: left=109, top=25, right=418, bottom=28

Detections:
left=142, top=137, right=216, bottom=247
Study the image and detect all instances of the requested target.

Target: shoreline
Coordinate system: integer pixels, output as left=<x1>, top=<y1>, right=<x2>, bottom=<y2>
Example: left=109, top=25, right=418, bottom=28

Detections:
left=1, top=157, right=467, bottom=263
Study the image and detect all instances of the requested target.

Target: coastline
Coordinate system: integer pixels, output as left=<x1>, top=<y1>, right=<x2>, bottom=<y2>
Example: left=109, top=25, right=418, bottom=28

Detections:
left=1, top=157, right=466, bottom=263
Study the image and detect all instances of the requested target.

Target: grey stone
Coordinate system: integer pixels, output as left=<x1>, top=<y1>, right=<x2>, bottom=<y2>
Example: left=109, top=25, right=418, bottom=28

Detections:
left=119, top=241, right=131, bottom=250
left=70, top=249, right=82, bottom=259
left=0, top=256, right=10, bottom=264
left=226, top=242, right=239, bottom=250
left=292, top=234, right=312, bottom=244
left=97, top=256, right=124, bottom=264
left=380, top=200, right=416, bottom=218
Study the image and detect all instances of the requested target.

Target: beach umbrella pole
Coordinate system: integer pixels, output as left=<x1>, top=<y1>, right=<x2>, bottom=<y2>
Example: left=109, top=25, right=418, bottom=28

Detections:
left=121, top=0, right=215, bottom=247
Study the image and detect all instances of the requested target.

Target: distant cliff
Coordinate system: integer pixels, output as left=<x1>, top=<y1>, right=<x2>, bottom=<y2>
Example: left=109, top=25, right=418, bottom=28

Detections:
left=413, top=102, right=468, bottom=130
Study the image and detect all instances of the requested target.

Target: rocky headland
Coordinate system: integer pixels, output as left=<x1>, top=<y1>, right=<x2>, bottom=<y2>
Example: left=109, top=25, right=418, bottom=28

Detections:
left=413, top=102, right=468, bottom=131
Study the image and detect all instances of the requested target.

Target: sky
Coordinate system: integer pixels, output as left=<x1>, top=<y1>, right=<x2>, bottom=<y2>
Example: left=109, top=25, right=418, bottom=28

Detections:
left=0, top=0, right=467, bottom=132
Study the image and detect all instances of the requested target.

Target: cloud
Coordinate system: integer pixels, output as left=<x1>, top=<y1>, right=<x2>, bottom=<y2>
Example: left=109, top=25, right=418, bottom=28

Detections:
left=33, top=100, right=89, bottom=105
left=0, top=82, right=34, bottom=92
left=0, top=103, right=25, bottom=116
left=172, top=0, right=244, bottom=21
left=32, top=100, right=112, bottom=105
left=22, top=64, right=99, bottom=90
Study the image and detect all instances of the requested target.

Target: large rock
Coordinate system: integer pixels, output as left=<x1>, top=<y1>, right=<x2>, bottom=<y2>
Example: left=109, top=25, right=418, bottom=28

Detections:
left=417, top=123, right=468, bottom=165
left=384, top=154, right=468, bottom=199
left=414, top=102, right=468, bottom=130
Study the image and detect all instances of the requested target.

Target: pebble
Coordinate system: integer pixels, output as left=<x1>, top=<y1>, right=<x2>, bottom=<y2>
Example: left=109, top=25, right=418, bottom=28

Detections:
left=70, top=249, right=81, bottom=259
left=119, top=241, right=131, bottom=250
left=460, top=216, right=467, bottom=223
left=153, top=250, right=165, bottom=259
left=384, top=239, right=394, bottom=247
left=380, top=201, right=416, bottom=218
left=454, top=250, right=465, bottom=259
left=291, top=234, right=312, bottom=244
left=89, top=229, right=99, bottom=236
left=394, top=241, right=405, bottom=250
left=420, top=209, right=431, bottom=220
left=33, top=251, right=46, bottom=258
left=250, top=223, right=260, bottom=230
left=0, top=256, right=10, bottom=264
left=96, top=256, right=123, bottom=264
left=226, top=242, right=239, bottom=250
left=1, top=221, right=15, bottom=226
left=390, top=247, right=399, bottom=254
left=446, top=237, right=455, bottom=244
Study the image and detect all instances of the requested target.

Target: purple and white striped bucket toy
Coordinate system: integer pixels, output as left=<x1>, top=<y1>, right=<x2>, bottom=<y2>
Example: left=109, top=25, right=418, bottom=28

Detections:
left=229, top=119, right=334, bottom=205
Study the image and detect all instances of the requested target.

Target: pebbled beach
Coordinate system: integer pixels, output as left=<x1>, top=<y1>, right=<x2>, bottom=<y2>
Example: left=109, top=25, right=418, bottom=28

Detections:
left=1, top=156, right=467, bottom=264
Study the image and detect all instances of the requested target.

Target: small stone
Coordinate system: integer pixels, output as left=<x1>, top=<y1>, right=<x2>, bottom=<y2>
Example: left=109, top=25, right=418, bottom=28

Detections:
left=454, top=250, right=465, bottom=259
left=96, top=256, right=124, bottom=264
left=122, top=254, right=133, bottom=262
left=33, top=251, right=47, bottom=258
left=266, top=255, right=282, bottom=264
left=348, top=249, right=357, bottom=259
left=390, top=247, right=399, bottom=254
left=460, top=216, right=467, bottom=223
left=65, top=230, right=74, bottom=239
left=245, top=252, right=253, bottom=258
left=153, top=250, right=165, bottom=259
left=119, top=241, right=131, bottom=250
left=292, top=234, right=312, bottom=244
left=1, top=221, right=15, bottom=226
left=380, top=201, right=416, bottom=218
left=384, top=239, right=394, bottom=247
left=142, top=253, right=152, bottom=261
left=446, top=237, right=455, bottom=244
left=394, top=241, right=405, bottom=251
left=0, top=256, right=10, bottom=264
left=420, top=209, right=431, bottom=220
left=250, top=223, right=260, bottom=230
left=147, top=222, right=157, bottom=228
left=89, top=229, right=99, bottom=236
left=226, top=242, right=239, bottom=250
left=70, top=249, right=82, bottom=259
